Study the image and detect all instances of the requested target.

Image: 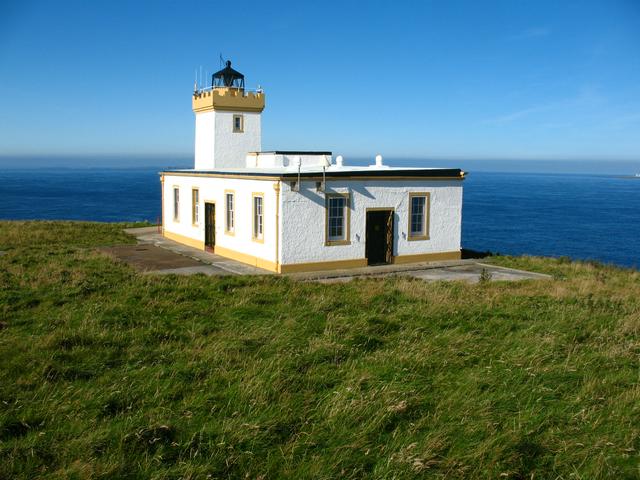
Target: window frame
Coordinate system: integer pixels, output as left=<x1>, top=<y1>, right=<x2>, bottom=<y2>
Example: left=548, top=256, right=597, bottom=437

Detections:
left=225, top=190, right=235, bottom=235
left=252, top=193, right=264, bottom=243
left=191, top=188, right=199, bottom=226
left=233, top=114, right=244, bottom=133
left=325, top=192, right=351, bottom=246
left=173, top=186, right=180, bottom=222
left=407, top=192, right=430, bottom=241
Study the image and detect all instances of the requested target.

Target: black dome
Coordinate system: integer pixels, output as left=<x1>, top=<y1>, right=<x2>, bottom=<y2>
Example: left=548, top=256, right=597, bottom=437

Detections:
left=212, top=60, right=245, bottom=89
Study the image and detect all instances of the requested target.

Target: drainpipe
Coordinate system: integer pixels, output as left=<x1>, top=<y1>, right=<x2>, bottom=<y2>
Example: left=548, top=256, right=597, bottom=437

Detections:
left=159, top=174, right=164, bottom=235
left=274, top=181, right=281, bottom=273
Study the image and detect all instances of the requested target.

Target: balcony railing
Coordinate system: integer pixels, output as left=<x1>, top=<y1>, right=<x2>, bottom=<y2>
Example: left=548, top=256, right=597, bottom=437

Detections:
left=194, top=85, right=263, bottom=95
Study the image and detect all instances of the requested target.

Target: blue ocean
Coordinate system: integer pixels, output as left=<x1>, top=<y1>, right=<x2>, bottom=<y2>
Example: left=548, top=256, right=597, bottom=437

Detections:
left=0, top=165, right=638, bottom=269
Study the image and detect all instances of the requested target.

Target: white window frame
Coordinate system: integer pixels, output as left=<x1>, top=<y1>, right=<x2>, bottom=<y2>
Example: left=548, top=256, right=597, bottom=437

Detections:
left=252, top=193, right=264, bottom=242
left=325, top=193, right=350, bottom=246
left=225, top=191, right=235, bottom=234
left=173, top=186, right=180, bottom=222
left=192, top=188, right=199, bottom=225
left=408, top=192, right=430, bottom=241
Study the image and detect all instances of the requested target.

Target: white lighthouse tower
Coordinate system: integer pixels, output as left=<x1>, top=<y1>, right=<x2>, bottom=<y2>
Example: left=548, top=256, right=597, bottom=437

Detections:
left=192, top=61, right=265, bottom=170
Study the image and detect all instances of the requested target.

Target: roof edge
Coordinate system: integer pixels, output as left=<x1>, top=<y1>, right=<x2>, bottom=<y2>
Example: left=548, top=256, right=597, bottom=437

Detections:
left=248, top=151, right=333, bottom=155
left=160, top=168, right=465, bottom=180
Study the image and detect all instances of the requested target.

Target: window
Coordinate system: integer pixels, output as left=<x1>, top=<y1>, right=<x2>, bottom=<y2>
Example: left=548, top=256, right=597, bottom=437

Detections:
left=191, top=188, right=199, bottom=225
left=252, top=194, right=263, bottom=241
left=326, top=194, right=350, bottom=245
left=408, top=193, right=430, bottom=240
left=173, top=187, right=179, bottom=221
left=225, top=191, right=235, bottom=234
left=233, top=114, right=243, bottom=133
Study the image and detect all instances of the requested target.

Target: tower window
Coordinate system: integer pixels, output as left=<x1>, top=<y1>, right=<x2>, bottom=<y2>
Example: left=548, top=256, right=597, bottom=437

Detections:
left=233, top=114, right=244, bottom=133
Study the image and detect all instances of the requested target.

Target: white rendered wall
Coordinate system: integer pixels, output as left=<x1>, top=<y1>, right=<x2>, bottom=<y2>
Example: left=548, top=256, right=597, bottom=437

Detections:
left=194, top=111, right=262, bottom=170
left=246, top=153, right=332, bottom=168
left=279, top=179, right=463, bottom=265
left=194, top=112, right=215, bottom=170
left=162, top=175, right=463, bottom=269
left=162, top=174, right=278, bottom=265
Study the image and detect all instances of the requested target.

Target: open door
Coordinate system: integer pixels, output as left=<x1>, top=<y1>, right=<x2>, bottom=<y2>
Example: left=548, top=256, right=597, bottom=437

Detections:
left=366, top=209, right=394, bottom=265
left=204, top=202, right=215, bottom=252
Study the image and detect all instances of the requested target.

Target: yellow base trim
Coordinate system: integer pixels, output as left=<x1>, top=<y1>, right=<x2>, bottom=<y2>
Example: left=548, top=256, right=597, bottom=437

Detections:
left=162, top=231, right=461, bottom=273
left=163, top=231, right=278, bottom=272
left=393, top=251, right=461, bottom=264
left=213, top=245, right=279, bottom=273
left=279, top=258, right=368, bottom=274
left=163, top=230, right=204, bottom=250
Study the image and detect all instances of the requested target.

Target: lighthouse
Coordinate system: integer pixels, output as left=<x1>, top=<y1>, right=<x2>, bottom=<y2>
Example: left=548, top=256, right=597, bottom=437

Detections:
left=192, top=61, right=265, bottom=170
left=161, top=59, right=464, bottom=273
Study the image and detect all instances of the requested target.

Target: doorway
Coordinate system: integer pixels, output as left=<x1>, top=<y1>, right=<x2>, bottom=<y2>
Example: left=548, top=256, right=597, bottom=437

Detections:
left=204, top=202, right=215, bottom=251
left=366, top=209, right=394, bottom=265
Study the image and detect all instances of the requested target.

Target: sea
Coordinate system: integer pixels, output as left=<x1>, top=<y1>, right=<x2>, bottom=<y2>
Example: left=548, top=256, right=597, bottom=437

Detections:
left=1, top=160, right=638, bottom=269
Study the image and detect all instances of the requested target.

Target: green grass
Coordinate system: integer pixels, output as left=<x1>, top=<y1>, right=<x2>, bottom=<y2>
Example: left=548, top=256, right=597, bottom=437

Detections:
left=0, top=221, right=638, bottom=479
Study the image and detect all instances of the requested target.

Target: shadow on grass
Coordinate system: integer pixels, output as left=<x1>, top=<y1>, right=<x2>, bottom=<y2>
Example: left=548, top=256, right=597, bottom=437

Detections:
left=461, top=248, right=495, bottom=259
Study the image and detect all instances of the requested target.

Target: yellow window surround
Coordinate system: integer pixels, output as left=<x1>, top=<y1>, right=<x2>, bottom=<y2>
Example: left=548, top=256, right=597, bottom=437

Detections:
left=252, top=192, right=264, bottom=243
left=325, top=192, right=351, bottom=246
left=408, top=192, right=430, bottom=241
left=224, top=190, right=235, bottom=235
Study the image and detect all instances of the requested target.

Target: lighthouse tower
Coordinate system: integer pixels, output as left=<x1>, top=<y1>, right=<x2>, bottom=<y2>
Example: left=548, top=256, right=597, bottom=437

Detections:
left=192, top=61, right=265, bottom=170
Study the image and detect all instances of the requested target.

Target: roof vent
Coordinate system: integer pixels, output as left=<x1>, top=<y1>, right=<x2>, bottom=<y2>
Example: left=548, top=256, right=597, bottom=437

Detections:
left=336, top=155, right=344, bottom=167
left=375, top=154, right=383, bottom=167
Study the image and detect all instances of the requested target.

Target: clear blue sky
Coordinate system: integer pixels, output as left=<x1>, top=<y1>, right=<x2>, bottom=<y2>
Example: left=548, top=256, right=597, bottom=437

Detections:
left=1, top=0, right=639, bottom=162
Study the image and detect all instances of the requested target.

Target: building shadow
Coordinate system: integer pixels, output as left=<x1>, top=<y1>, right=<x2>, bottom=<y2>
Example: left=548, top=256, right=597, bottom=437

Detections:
left=461, top=248, right=494, bottom=259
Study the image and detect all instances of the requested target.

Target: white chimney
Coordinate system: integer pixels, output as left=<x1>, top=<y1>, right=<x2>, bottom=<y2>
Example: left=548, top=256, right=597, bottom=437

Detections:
left=336, top=155, right=344, bottom=167
left=375, top=154, right=383, bottom=167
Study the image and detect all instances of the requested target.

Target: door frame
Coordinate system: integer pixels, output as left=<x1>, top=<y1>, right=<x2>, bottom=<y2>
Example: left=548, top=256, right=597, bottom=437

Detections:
left=204, top=201, right=216, bottom=252
left=365, top=207, right=395, bottom=265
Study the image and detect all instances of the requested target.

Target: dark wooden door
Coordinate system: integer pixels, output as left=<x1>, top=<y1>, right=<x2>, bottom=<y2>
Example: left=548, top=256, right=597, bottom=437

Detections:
left=366, top=210, right=394, bottom=265
left=204, top=203, right=215, bottom=251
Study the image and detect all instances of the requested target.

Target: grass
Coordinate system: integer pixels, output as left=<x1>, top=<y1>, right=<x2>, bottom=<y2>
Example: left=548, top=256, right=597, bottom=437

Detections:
left=0, top=221, right=638, bottom=479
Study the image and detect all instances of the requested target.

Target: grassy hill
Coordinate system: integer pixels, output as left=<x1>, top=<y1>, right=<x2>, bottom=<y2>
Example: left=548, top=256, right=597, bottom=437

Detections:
left=0, top=221, right=638, bottom=479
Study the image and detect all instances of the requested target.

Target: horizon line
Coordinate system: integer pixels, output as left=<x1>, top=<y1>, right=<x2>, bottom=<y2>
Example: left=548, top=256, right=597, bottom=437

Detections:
left=0, top=153, right=639, bottom=163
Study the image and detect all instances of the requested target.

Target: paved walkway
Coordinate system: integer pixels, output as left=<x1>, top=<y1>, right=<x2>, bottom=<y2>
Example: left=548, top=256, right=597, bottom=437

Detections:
left=305, top=262, right=550, bottom=284
left=117, top=227, right=550, bottom=283
left=119, top=227, right=271, bottom=276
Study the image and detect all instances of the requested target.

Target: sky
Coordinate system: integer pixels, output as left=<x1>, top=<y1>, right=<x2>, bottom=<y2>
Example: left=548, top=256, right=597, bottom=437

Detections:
left=1, top=0, right=639, bottom=165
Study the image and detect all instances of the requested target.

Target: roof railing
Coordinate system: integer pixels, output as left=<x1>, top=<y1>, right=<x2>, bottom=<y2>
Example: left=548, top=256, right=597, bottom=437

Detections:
left=194, top=85, right=263, bottom=95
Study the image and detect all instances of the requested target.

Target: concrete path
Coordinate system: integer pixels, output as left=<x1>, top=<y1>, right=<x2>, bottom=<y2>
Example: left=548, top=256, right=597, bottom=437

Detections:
left=98, top=244, right=232, bottom=276
left=121, top=227, right=271, bottom=276
left=118, top=227, right=550, bottom=283
left=399, top=262, right=549, bottom=284
left=293, top=261, right=550, bottom=284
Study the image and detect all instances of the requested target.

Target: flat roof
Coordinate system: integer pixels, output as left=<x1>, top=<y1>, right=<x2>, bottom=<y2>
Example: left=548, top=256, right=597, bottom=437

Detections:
left=249, top=151, right=333, bottom=155
left=161, top=166, right=465, bottom=179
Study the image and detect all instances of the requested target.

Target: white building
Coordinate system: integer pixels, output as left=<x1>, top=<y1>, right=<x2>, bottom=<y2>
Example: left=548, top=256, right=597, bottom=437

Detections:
left=161, top=61, right=465, bottom=273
